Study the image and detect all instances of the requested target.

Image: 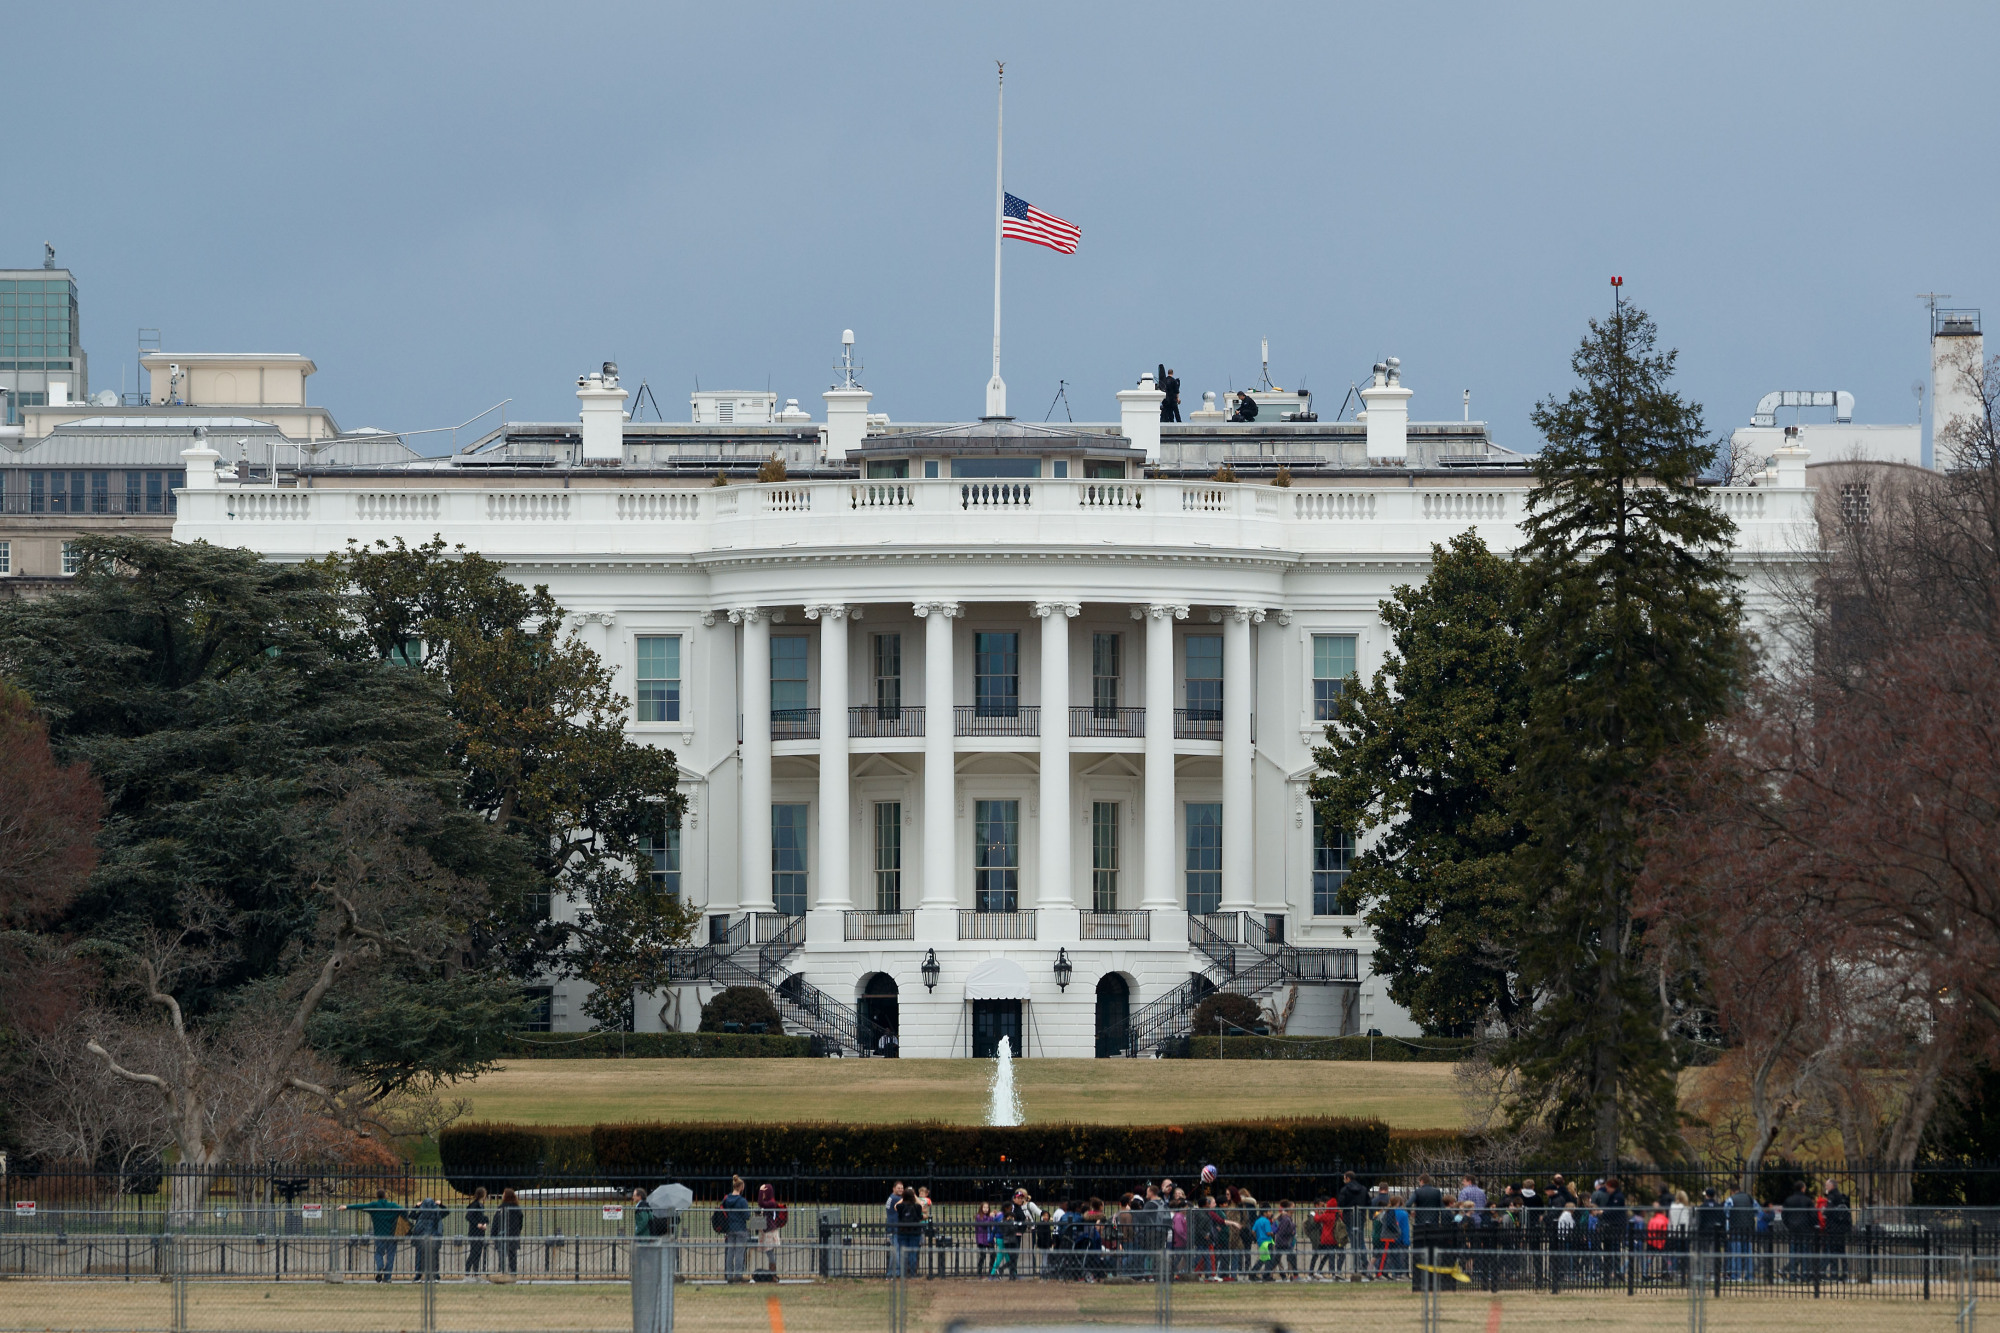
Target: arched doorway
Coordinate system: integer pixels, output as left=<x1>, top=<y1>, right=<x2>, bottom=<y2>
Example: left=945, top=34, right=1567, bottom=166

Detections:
left=1094, top=974, right=1131, bottom=1058
left=861, top=973, right=899, bottom=1057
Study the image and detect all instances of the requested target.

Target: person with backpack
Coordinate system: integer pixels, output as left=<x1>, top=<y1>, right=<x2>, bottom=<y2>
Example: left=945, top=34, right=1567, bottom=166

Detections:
left=894, top=1183, right=925, bottom=1278
left=755, top=1184, right=786, bottom=1282
left=719, top=1177, right=752, bottom=1283
left=410, top=1197, right=447, bottom=1282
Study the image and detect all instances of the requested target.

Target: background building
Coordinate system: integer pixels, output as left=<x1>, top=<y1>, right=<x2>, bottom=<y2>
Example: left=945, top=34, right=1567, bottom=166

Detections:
left=0, top=249, right=88, bottom=424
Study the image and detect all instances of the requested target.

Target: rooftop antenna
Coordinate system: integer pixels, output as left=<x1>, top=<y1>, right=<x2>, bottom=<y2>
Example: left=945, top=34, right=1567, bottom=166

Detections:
left=1463, top=389, right=1471, bottom=422
left=1918, top=291, right=1952, bottom=318
left=42, top=243, right=54, bottom=270
left=630, top=379, right=663, bottom=422
left=833, top=328, right=863, bottom=389
left=1043, top=379, right=1071, bottom=423
left=1258, top=338, right=1276, bottom=390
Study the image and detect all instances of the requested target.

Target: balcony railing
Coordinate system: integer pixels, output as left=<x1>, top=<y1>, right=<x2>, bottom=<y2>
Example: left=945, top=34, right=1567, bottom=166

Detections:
left=1070, top=706, right=1145, bottom=738
left=849, top=704, right=924, bottom=738
left=954, top=705, right=1039, bottom=738
left=1079, top=909, right=1151, bottom=940
left=771, top=708, right=819, bottom=741
left=1, top=493, right=178, bottom=516
left=959, top=909, right=1036, bottom=940
left=1174, top=709, right=1223, bottom=740
left=1196, top=911, right=1241, bottom=942
left=752, top=911, right=801, bottom=944
left=844, top=910, right=915, bottom=941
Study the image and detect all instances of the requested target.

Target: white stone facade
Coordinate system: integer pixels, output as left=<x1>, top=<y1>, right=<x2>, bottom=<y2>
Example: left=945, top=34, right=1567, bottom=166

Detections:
left=172, top=385, right=1814, bottom=1058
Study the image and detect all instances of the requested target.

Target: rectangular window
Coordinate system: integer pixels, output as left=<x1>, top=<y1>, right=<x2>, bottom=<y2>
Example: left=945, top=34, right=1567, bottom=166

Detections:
left=974, top=632, right=1019, bottom=717
left=1092, top=633, right=1121, bottom=715
left=874, top=801, right=903, bottom=912
left=89, top=472, right=108, bottom=514
left=61, top=541, right=82, bottom=576
left=1185, top=635, right=1223, bottom=720
left=146, top=472, right=163, bottom=513
left=387, top=638, right=423, bottom=667
left=772, top=803, right=809, bottom=915
left=640, top=823, right=681, bottom=899
left=47, top=470, right=65, bottom=514
left=636, top=635, right=681, bottom=722
left=68, top=472, right=84, bottom=515
left=0, top=540, right=10, bottom=574
left=1084, top=461, right=1125, bottom=479
left=521, top=986, right=555, bottom=1033
left=1091, top=802, right=1120, bottom=912
left=30, top=472, right=43, bottom=513
left=1313, top=813, right=1353, bottom=916
left=1185, top=802, right=1222, bottom=914
left=771, top=636, right=809, bottom=724
left=951, top=457, right=1040, bottom=478
left=873, top=633, right=902, bottom=716
left=1313, top=635, right=1357, bottom=721
left=125, top=471, right=141, bottom=513
left=168, top=471, right=183, bottom=512
left=865, top=460, right=909, bottom=479
left=974, top=799, right=1019, bottom=913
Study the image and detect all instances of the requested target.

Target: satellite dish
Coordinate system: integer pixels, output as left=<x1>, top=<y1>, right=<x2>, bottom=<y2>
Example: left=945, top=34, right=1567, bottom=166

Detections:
left=92, top=390, right=119, bottom=407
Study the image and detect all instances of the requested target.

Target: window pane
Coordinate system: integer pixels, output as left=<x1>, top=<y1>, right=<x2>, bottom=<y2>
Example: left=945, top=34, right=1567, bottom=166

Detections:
left=974, top=632, right=1019, bottom=717
left=125, top=471, right=141, bottom=512
left=772, top=804, right=809, bottom=915
left=973, top=799, right=1019, bottom=913
left=1312, top=813, right=1353, bottom=916
left=771, top=636, right=809, bottom=718
left=1313, top=635, right=1357, bottom=721
left=640, top=823, right=681, bottom=898
left=1185, top=802, right=1222, bottom=915
left=1185, top=635, right=1222, bottom=719
left=873, top=634, right=901, bottom=715
left=636, top=635, right=681, bottom=722
left=146, top=472, right=163, bottom=513
left=1091, top=802, right=1119, bottom=912
left=1092, top=633, right=1120, bottom=714
left=875, top=802, right=902, bottom=913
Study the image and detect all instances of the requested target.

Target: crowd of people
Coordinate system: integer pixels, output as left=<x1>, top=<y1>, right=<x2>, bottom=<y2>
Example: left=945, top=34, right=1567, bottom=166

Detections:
left=340, top=1186, right=527, bottom=1282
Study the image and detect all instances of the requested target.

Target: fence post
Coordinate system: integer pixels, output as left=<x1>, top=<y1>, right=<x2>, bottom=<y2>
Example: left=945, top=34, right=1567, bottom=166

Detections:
left=1687, top=1249, right=1704, bottom=1333
left=171, top=1234, right=187, bottom=1333
left=421, top=1256, right=436, bottom=1333
left=1155, top=1241, right=1171, bottom=1331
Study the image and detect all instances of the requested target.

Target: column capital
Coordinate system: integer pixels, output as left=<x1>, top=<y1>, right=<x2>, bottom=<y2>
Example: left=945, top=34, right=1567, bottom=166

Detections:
left=1274, top=610, right=1294, bottom=627
left=1144, top=603, right=1190, bottom=622
left=1231, top=606, right=1267, bottom=625
left=804, top=603, right=860, bottom=621
left=727, top=606, right=764, bottom=625
left=913, top=601, right=963, bottom=619
left=579, top=611, right=617, bottom=628
left=1033, top=601, right=1081, bottom=619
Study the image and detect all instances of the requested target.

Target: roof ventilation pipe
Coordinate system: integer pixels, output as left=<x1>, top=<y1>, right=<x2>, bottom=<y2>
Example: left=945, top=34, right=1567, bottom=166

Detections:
left=1749, top=390, right=1854, bottom=428
left=1358, top=357, right=1411, bottom=462
left=1116, top=372, right=1165, bottom=462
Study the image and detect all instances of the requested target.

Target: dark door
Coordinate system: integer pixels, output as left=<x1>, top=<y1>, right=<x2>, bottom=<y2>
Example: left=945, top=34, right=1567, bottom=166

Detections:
left=971, top=1000, right=1023, bottom=1058
left=861, top=974, right=900, bottom=1056
left=1094, top=974, right=1131, bottom=1058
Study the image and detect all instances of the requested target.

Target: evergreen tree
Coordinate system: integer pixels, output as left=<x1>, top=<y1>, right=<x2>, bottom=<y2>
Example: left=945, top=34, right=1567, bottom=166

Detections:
left=1507, top=301, right=1743, bottom=1163
left=1310, top=532, right=1532, bottom=1036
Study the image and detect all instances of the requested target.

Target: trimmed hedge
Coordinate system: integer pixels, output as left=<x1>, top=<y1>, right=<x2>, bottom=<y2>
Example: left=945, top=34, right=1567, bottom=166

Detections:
left=437, top=1124, right=597, bottom=1194
left=587, top=1118, right=1395, bottom=1185
left=501, top=1032, right=809, bottom=1059
left=1184, top=1035, right=1473, bottom=1062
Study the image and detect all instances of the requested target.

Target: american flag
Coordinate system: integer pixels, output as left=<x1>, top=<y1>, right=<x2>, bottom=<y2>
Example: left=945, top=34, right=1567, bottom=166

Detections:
left=1003, top=192, right=1081, bottom=255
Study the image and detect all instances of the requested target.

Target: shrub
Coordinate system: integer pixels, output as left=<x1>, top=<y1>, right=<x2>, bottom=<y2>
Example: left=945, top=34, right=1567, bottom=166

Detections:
left=1273, top=465, right=1293, bottom=488
left=756, top=455, right=787, bottom=483
left=1183, top=1035, right=1472, bottom=1062
left=502, top=1032, right=808, bottom=1059
left=699, top=987, right=783, bottom=1034
left=437, top=1123, right=597, bottom=1194
left=589, top=1117, right=1395, bottom=1188
left=1210, top=463, right=1240, bottom=483
left=710, top=470, right=730, bottom=487
left=1191, top=993, right=1264, bottom=1037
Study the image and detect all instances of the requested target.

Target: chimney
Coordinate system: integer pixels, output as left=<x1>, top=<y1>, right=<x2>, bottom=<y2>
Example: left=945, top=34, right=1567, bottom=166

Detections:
left=1358, top=358, right=1412, bottom=463
left=576, top=362, right=628, bottom=463
left=823, top=329, right=873, bottom=460
left=1772, top=426, right=1809, bottom=487
left=1931, top=308, right=1984, bottom=471
left=181, top=431, right=221, bottom=489
left=1117, top=373, right=1165, bottom=463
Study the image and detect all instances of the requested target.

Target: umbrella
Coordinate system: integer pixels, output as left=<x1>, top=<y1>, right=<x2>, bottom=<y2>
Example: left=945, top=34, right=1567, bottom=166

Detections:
left=646, top=1183, right=695, bottom=1216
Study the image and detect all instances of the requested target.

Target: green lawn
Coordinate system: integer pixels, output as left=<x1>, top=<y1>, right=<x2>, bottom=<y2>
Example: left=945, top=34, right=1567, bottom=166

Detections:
left=451, top=1057, right=1464, bottom=1128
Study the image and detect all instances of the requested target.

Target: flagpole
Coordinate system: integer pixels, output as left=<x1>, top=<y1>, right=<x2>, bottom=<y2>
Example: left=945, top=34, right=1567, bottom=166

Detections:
left=985, top=61, right=1007, bottom=419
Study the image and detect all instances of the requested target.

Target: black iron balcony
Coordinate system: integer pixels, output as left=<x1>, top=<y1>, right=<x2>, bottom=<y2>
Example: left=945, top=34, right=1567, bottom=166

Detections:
left=770, top=707, right=819, bottom=741
left=1070, top=706, right=1145, bottom=738
left=1174, top=708, right=1223, bottom=740
left=1079, top=909, right=1151, bottom=940
left=849, top=704, right=924, bottom=738
left=955, top=705, right=1039, bottom=737
left=844, top=910, right=915, bottom=941
left=959, top=909, right=1036, bottom=940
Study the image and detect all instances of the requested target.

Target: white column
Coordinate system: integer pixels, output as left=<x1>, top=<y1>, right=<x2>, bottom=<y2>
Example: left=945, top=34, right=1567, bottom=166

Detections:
left=1220, top=606, right=1262, bottom=912
left=732, top=607, right=774, bottom=912
left=807, top=604, right=854, bottom=910
left=1036, top=602, right=1079, bottom=915
left=1140, top=603, right=1187, bottom=910
left=916, top=601, right=961, bottom=908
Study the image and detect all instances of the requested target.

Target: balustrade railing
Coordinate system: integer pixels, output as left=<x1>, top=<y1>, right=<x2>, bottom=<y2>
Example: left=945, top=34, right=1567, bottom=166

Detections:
left=958, top=909, right=1035, bottom=940
left=1070, top=705, right=1145, bottom=738
left=1079, top=909, right=1151, bottom=940
left=843, top=910, right=915, bottom=941
left=954, top=705, right=1039, bottom=737
left=1173, top=708, right=1223, bottom=740
left=848, top=704, right=923, bottom=738
left=771, top=707, right=819, bottom=741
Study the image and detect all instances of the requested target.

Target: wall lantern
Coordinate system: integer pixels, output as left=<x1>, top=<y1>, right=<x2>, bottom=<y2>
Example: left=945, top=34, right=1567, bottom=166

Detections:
left=921, top=949, right=941, bottom=992
left=1053, top=948, right=1073, bottom=993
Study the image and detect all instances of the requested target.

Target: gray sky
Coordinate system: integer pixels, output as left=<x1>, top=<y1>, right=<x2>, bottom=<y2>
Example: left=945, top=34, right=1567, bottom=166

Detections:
left=8, top=2, right=1996, bottom=452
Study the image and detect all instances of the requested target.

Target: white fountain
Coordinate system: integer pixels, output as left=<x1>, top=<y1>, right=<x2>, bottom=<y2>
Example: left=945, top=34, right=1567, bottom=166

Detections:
left=986, top=1035, right=1023, bottom=1126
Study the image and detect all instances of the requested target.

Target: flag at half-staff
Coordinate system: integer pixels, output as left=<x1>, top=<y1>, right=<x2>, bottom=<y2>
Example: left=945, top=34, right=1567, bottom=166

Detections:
left=1003, top=192, right=1081, bottom=254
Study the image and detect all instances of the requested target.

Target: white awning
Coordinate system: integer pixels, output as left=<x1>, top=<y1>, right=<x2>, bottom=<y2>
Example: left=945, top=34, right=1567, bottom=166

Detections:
left=963, top=956, right=1032, bottom=1001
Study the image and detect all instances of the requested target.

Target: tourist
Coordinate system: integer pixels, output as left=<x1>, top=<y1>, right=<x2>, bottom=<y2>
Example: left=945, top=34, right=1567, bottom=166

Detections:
left=1781, top=1180, right=1816, bottom=1282
left=1408, top=1173, right=1446, bottom=1267
left=464, top=1189, right=490, bottom=1278
left=895, top=1184, right=925, bottom=1278
left=721, top=1176, right=752, bottom=1283
left=883, top=1183, right=904, bottom=1276
left=342, top=1189, right=407, bottom=1283
left=1823, top=1178, right=1853, bottom=1276
left=995, top=1195, right=1026, bottom=1280
left=1250, top=1205, right=1277, bottom=1281
left=497, top=1188, right=524, bottom=1274
left=1335, top=1172, right=1370, bottom=1280
left=1308, top=1196, right=1341, bottom=1279
left=1272, top=1200, right=1298, bottom=1280
left=756, top=1184, right=785, bottom=1281
left=410, top=1196, right=446, bottom=1281
left=974, top=1202, right=997, bottom=1274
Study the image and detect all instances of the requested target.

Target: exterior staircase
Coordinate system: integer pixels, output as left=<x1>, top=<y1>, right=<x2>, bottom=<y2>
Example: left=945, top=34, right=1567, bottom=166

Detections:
left=666, top=913, right=878, bottom=1056
left=1125, top=912, right=1359, bottom=1056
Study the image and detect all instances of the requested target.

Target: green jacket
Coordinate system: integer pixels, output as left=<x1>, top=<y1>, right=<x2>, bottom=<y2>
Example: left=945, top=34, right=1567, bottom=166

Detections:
left=352, top=1198, right=406, bottom=1238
